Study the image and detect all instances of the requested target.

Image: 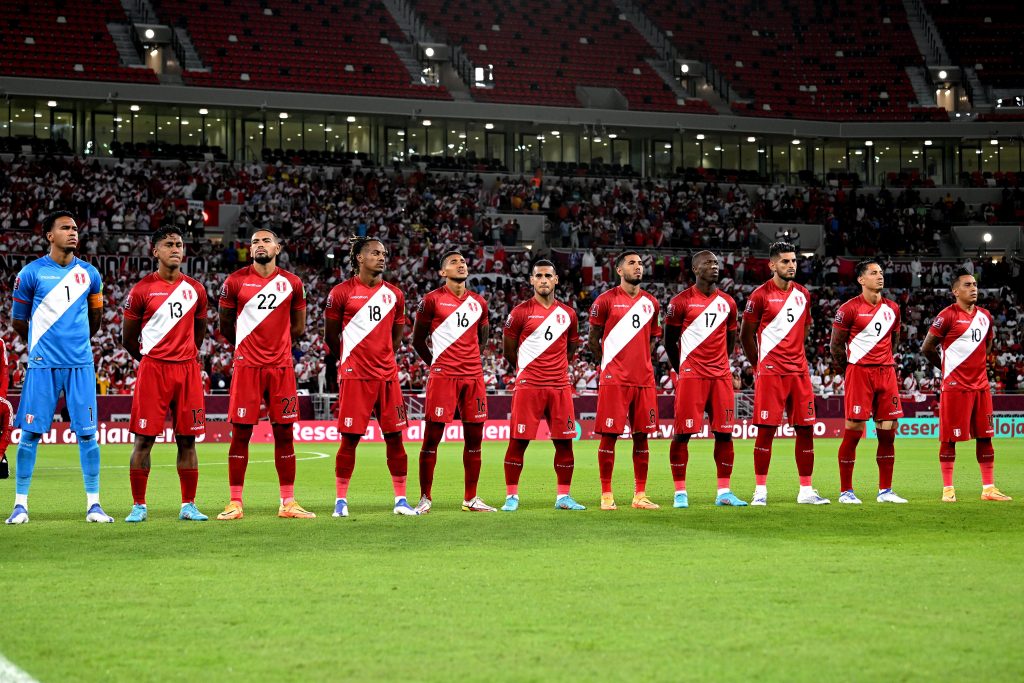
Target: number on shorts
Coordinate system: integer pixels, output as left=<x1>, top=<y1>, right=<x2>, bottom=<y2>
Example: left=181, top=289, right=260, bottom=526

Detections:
left=807, top=401, right=814, bottom=416
left=192, top=408, right=205, bottom=426
left=88, top=407, right=94, bottom=422
left=476, top=398, right=486, bottom=413
left=396, top=403, right=408, bottom=421
left=280, top=396, right=298, bottom=414
left=567, top=419, right=574, bottom=432
left=892, top=397, right=899, bottom=407
left=649, top=409, right=656, bottom=424
left=725, top=408, right=734, bottom=421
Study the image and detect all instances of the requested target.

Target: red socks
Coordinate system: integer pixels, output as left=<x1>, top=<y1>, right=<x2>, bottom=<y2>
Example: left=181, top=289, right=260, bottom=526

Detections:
left=384, top=433, right=408, bottom=498
left=463, top=422, right=484, bottom=501
left=977, top=438, right=995, bottom=486
left=794, top=427, right=814, bottom=487
left=335, top=435, right=359, bottom=499
left=272, top=423, right=296, bottom=502
left=753, top=428, right=774, bottom=486
left=939, top=441, right=956, bottom=487
left=632, top=435, right=649, bottom=494
left=503, top=438, right=529, bottom=495
left=228, top=424, right=253, bottom=503
left=418, top=421, right=445, bottom=499
left=875, top=428, right=896, bottom=490
left=553, top=439, right=574, bottom=496
left=669, top=438, right=688, bottom=491
left=713, top=437, right=734, bottom=490
left=130, top=468, right=149, bottom=505
left=838, top=428, right=861, bottom=491
left=178, top=467, right=198, bottom=504
left=597, top=434, right=617, bottom=494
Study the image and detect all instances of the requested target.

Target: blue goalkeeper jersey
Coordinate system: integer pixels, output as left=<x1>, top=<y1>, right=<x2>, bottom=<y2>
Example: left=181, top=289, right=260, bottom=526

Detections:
left=12, top=255, right=103, bottom=369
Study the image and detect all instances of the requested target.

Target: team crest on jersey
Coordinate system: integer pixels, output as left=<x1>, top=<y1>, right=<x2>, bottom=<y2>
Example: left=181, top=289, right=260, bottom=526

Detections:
left=25, top=414, right=34, bottom=424
left=760, top=410, right=769, bottom=420
left=138, top=419, right=147, bottom=429
left=605, top=418, right=614, bottom=428
left=74, top=272, right=87, bottom=284
left=277, top=281, right=287, bottom=292
left=716, top=302, right=728, bottom=312
left=237, top=408, right=246, bottom=418
left=123, top=295, right=132, bottom=310
left=643, top=303, right=653, bottom=315
left=686, top=419, right=694, bottom=429
left=794, top=294, right=805, bottom=306
left=345, top=417, right=353, bottom=427
left=953, top=428, right=961, bottom=437
left=468, top=302, right=479, bottom=312
left=382, top=293, right=393, bottom=304
left=181, top=288, right=194, bottom=300
left=853, top=405, right=862, bottom=415
left=14, top=277, right=20, bottom=291
left=557, top=314, right=566, bottom=324
left=517, top=424, right=526, bottom=434
left=435, top=407, right=444, bottom=418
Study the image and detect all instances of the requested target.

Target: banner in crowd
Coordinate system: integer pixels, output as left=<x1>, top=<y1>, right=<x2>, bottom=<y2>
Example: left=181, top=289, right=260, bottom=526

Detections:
left=16, top=417, right=1020, bottom=445
left=0, top=254, right=210, bottom=276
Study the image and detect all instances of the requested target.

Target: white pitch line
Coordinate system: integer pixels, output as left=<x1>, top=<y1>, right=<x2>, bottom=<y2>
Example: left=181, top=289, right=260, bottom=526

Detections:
left=31, top=451, right=331, bottom=471
left=0, top=653, right=39, bottom=683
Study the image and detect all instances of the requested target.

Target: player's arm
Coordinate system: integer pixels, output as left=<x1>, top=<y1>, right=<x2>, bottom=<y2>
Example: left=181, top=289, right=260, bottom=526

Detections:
left=290, top=307, right=306, bottom=343
left=323, top=316, right=342, bottom=359
left=412, top=310, right=432, bottom=366
left=567, top=311, right=581, bottom=362
left=567, top=338, right=579, bottom=362
left=478, top=322, right=490, bottom=349
left=664, top=324, right=681, bottom=370
left=740, top=318, right=759, bottom=368
left=11, top=269, right=33, bottom=343
left=587, top=323, right=604, bottom=365
left=193, top=315, right=207, bottom=350
left=503, top=333, right=519, bottom=370
left=87, top=270, right=103, bottom=338
left=219, top=305, right=237, bottom=345
left=12, top=319, right=27, bottom=343
left=829, top=327, right=849, bottom=373
left=122, top=315, right=143, bottom=362
left=921, top=333, right=942, bottom=369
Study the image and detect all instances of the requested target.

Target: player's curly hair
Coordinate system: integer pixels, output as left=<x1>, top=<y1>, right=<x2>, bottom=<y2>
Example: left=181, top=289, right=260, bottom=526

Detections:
left=349, top=236, right=387, bottom=273
left=152, top=225, right=185, bottom=246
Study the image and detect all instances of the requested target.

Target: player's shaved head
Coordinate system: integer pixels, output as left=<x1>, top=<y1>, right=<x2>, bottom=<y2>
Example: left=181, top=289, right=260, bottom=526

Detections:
left=692, top=250, right=716, bottom=267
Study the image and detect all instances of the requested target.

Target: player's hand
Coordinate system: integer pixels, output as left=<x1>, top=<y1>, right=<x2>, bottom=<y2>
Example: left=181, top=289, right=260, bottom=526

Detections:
left=669, top=369, right=678, bottom=385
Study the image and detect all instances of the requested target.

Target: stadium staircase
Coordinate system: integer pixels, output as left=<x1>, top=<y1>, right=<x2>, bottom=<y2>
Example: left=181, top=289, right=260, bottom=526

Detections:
left=107, top=22, right=145, bottom=67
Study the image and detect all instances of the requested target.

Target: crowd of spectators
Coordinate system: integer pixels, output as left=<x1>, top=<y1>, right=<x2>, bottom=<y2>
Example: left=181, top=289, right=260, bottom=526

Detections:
left=1, top=155, right=1022, bottom=400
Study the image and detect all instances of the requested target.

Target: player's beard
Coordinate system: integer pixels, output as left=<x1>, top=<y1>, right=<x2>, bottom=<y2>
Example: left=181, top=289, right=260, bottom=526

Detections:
left=254, top=254, right=276, bottom=265
left=775, top=270, right=795, bottom=282
left=448, top=275, right=468, bottom=283
left=623, top=275, right=643, bottom=286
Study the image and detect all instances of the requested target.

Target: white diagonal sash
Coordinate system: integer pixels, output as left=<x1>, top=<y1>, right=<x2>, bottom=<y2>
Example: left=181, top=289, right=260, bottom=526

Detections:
left=678, top=294, right=730, bottom=368
left=758, top=287, right=806, bottom=362
left=847, top=303, right=896, bottom=365
left=430, top=296, right=483, bottom=362
left=140, top=280, right=200, bottom=355
left=340, top=285, right=398, bottom=366
left=601, top=297, right=655, bottom=371
left=517, top=307, right=572, bottom=375
left=29, top=265, right=90, bottom=354
left=943, top=309, right=989, bottom=379
left=236, top=274, right=292, bottom=348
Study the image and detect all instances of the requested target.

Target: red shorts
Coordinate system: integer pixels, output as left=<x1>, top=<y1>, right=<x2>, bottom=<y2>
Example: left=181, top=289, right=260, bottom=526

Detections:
left=595, top=384, right=658, bottom=435
left=940, top=389, right=994, bottom=442
left=228, top=364, right=299, bottom=424
left=844, top=365, right=903, bottom=421
left=674, top=376, right=735, bottom=434
left=131, top=357, right=205, bottom=436
left=509, top=385, right=577, bottom=440
left=336, top=379, right=408, bottom=435
left=424, top=375, right=488, bottom=423
left=754, top=373, right=816, bottom=427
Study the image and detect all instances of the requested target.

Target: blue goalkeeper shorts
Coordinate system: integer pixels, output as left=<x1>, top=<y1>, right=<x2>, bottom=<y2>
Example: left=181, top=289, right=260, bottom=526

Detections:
left=17, top=367, right=98, bottom=437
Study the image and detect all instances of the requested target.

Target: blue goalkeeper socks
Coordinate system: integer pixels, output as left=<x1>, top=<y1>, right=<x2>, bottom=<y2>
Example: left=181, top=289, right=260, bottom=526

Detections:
left=16, top=431, right=41, bottom=496
left=78, top=435, right=101, bottom=495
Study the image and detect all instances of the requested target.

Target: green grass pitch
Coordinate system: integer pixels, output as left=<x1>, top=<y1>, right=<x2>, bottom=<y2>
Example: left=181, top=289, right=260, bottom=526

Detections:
left=1, top=438, right=1021, bottom=682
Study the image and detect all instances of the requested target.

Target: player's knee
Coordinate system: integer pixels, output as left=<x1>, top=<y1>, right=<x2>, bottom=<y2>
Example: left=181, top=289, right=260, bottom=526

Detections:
left=713, top=431, right=732, bottom=443
left=79, top=433, right=96, bottom=442
left=21, top=431, right=42, bottom=445
left=673, top=434, right=691, bottom=444
left=271, top=423, right=293, bottom=444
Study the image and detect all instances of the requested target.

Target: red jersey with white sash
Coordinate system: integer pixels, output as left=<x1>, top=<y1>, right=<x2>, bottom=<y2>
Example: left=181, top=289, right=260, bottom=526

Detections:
left=589, top=286, right=661, bottom=386
left=219, top=265, right=306, bottom=367
left=930, top=303, right=993, bottom=391
left=742, top=279, right=811, bottom=375
left=417, top=285, right=488, bottom=376
left=666, top=286, right=737, bottom=379
left=123, top=273, right=207, bottom=361
left=832, top=294, right=900, bottom=366
left=504, top=298, right=580, bottom=387
left=325, top=277, right=407, bottom=380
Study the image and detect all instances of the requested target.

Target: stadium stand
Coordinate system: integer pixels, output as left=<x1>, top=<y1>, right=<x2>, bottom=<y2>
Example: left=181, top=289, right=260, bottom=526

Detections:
left=923, top=0, right=1023, bottom=88
left=152, top=0, right=452, bottom=99
left=636, top=0, right=948, bottom=120
left=409, top=0, right=716, bottom=113
left=0, top=0, right=158, bottom=84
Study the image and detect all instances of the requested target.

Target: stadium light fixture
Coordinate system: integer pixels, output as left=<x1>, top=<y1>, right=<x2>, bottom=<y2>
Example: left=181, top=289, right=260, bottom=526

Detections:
left=424, top=47, right=435, bottom=58
left=990, top=139, right=998, bottom=145
left=938, top=69, right=947, bottom=80
left=144, top=28, right=155, bottom=40
left=484, top=122, right=494, bottom=130
left=983, top=233, right=992, bottom=244
left=34, top=113, right=42, bottom=118
left=865, top=140, right=873, bottom=146
left=680, top=64, right=689, bottom=74
left=423, top=119, right=432, bottom=126
left=924, top=139, right=933, bottom=146
left=181, top=120, right=189, bottom=125
left=746, top=136, right=756, bottom=142
left=608, top=133, right=618, bottom=139
left=279, top=112, right=288, bottom=119
left=346, top=115, right=356, bottom=123
left=199, top=108, right=209, bottom=115
left=47, top=100, right=57, bottom=107
left=325, top=127, right=332, bottom=132
left=130, top=104, right=140, bottom=112
left=696, top=133, right=705, bottom=140
left=150, top=48, right=158, bottom=57
left=791, top=139, right=800, bottom=145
